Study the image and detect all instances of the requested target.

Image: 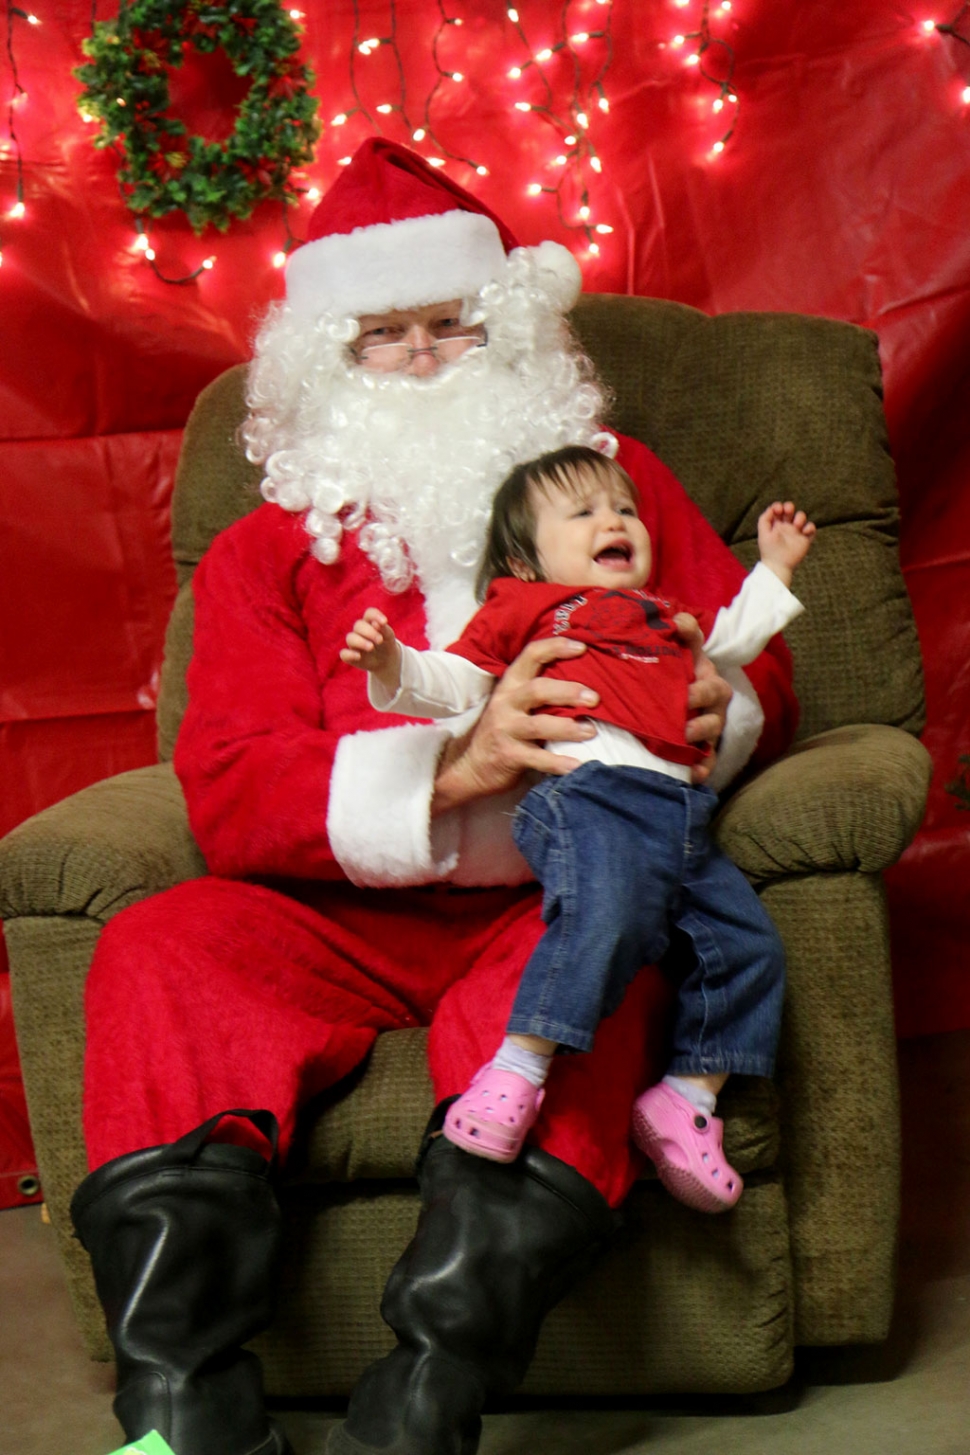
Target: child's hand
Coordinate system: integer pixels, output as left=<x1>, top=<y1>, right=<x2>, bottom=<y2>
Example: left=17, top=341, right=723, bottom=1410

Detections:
left=757, top=502, right=816, bottom=587
left=340, top=608, right=402, bottom=689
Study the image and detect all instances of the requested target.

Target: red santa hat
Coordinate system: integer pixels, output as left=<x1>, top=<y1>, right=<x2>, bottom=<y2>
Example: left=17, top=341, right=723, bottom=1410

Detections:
left=285, top=138, right=581, bottom=319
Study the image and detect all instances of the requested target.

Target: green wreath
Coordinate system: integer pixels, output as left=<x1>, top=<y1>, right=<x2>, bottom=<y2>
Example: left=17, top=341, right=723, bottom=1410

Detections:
left=76, top=0, right=320, bottom=234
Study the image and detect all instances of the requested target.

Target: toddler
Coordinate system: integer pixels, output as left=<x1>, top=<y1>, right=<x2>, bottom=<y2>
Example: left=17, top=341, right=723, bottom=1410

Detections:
left=341, top=445, right=814, bottom=1212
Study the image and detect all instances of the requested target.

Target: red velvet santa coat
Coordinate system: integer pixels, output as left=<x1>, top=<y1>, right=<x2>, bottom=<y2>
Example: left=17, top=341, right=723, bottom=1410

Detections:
left=82, top=435, right=796, bottom=1205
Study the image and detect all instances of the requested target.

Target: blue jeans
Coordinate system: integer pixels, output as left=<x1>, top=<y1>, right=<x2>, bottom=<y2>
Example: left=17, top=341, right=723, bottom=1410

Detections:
left=508, top=762, right=785, bottom=1077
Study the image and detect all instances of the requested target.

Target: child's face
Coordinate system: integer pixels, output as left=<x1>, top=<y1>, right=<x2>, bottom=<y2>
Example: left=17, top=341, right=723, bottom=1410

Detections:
left=522, top=464, right=653, bottom=590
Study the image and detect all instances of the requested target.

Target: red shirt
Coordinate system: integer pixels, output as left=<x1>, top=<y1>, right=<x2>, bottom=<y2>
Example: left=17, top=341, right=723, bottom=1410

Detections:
left=447, top=578, right=717, bottom=767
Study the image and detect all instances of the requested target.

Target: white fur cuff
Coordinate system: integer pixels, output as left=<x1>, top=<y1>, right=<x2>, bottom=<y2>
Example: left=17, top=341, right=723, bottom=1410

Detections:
left=328, top=724, right=459, bottom=886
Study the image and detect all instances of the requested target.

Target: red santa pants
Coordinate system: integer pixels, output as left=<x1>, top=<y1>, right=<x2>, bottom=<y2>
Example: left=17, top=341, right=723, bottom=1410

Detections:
left=83, top=876, right=671, bottom=1208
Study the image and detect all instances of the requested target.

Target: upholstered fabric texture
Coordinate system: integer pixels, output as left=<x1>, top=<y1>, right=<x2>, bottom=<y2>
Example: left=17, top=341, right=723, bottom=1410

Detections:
left=0, top=765, right=205, bottom=922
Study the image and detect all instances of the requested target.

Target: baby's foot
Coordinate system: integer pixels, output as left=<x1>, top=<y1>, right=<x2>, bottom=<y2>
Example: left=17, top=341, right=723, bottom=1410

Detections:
left=632, top=1082, right=742, bottom=1213
left=443, top=1061, right=545, bottom=1163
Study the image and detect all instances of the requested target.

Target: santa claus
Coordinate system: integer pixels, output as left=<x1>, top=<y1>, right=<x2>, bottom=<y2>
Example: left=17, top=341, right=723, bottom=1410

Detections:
left=69, top=140, right=796, bottom=1455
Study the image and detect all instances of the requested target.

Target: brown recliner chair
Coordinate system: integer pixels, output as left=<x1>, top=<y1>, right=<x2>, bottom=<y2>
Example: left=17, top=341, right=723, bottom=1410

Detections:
left=0, top=295, right=930, bottom=1398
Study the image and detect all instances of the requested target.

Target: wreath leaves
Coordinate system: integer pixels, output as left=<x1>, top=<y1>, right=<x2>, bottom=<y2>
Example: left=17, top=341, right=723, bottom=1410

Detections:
left=76, top=0, right=320, bottom=234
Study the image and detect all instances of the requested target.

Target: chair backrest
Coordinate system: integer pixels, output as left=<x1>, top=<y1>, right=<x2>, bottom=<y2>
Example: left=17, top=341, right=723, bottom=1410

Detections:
left=156, top=294, right=924, bottom=761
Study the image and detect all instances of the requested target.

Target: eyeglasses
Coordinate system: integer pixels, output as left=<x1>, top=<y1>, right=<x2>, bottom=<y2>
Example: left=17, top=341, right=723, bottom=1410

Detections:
left=355, top=332, right=487, bottom=370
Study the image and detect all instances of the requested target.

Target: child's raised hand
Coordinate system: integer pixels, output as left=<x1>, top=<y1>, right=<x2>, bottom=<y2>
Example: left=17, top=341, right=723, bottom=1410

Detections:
left=757, top=501, right=816, bottom=587
left=340, top=608, right=400, bottom=684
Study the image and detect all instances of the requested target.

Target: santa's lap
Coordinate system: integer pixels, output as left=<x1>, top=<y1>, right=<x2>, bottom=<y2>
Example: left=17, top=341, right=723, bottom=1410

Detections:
left=83, top=873, right=669, bottom=1204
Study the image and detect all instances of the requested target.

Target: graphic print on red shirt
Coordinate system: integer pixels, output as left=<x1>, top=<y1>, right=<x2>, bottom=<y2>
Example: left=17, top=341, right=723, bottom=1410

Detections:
left=446, top=578, right=717, bottom=766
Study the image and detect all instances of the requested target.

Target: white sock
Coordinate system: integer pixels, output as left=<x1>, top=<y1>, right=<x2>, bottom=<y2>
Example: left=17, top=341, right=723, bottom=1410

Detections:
left=493, top=1037, right=554, bottom=1088
left=664, top=1074, right=717, bottom=1117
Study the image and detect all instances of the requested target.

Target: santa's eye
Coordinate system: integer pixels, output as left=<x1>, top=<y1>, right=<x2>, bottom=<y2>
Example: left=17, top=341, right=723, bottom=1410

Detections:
left=360, top=326, right=402, bottom=346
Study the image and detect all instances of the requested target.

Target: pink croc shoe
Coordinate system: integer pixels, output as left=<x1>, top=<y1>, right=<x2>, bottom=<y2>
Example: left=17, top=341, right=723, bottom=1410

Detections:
left=632, top=1082, right=742, bottom=1214
left=443, top=1062, right=545, bottom=1163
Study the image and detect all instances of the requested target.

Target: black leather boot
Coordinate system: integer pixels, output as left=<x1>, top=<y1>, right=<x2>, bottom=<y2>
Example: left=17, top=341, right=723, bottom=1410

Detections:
left=70, top=1108, right=292, bottom=1455
left=328, top=1102, right=618, bottom=1455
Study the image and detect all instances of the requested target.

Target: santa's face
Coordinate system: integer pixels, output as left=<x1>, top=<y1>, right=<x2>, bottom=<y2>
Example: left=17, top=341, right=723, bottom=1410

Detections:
left=527, top=464, right=653, bottom=591
left=243, top=249, right=611, bottom=628
left=353, top=301, right=486, bottom=378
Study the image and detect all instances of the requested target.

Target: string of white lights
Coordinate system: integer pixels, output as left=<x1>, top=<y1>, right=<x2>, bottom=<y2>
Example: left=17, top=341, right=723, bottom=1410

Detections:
left=5, top=4, right=970, bottom=280
left=1, top=3, right=39, bottom=268
left=665, top=0, right=738, bottom=161
left=505, top=0, right=615, bottom=255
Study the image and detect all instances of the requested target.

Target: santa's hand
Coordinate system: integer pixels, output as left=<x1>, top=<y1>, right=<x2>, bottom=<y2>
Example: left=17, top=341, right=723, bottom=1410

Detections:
left=340, top=608, right=402, bottom=691
left=431, top=636, right=598, bottom=816
left=675, top=613, right=733, bottom=785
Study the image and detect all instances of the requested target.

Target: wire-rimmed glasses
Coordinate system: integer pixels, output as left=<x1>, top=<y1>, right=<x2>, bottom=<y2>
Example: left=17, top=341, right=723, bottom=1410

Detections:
left=355, top=330, right=487, bottom=371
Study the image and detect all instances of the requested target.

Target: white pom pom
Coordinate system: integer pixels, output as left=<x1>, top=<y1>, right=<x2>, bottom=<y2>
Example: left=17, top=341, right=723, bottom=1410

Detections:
left=518, top=240, right=583, bottom=311
left=590, top=430, right=619, bottom=458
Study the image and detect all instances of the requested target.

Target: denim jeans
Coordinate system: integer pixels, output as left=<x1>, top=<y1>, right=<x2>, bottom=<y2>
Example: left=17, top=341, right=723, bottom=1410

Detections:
left=508, top=762, right=785, bottom=1077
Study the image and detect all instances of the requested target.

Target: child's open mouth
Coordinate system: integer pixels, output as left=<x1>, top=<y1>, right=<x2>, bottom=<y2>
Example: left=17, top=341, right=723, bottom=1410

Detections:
left=595, top=543, right=633, bottom=565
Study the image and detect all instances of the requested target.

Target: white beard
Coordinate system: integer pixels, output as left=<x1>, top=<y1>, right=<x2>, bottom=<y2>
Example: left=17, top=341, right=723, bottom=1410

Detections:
left=243, top=278, right=613, bottom=646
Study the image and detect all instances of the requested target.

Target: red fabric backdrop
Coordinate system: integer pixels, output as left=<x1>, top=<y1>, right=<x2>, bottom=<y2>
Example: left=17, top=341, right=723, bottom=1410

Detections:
left=1, top=1, right=969, bottom=1194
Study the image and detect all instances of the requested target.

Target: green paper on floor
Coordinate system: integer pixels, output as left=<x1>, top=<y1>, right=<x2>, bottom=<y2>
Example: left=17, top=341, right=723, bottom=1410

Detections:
left=107, top=1434, right=176, bottom=1455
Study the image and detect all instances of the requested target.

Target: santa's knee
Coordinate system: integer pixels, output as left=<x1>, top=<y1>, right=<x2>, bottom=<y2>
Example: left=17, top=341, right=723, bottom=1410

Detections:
left=89, top=879, right=241, bottom=1002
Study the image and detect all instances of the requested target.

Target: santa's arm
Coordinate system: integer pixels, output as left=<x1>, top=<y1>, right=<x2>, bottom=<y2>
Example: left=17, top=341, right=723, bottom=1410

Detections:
left=332, top=636, right=534, bottom=887
left=175, top=511, right=464, bottom=887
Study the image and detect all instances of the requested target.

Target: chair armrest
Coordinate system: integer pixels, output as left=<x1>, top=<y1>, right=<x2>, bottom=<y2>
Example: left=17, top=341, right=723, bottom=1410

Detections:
left=715, top=724, right=932, bottom=883
left=0, top=763, right=206, bottom=922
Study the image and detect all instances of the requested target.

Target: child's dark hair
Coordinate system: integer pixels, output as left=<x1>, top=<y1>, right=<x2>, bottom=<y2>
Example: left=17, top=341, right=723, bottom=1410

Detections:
left=475, top=444, right=634, bottom=600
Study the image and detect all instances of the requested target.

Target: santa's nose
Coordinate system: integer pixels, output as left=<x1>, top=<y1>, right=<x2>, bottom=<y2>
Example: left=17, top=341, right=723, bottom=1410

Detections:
left=401, top=324, right=440, bottom=376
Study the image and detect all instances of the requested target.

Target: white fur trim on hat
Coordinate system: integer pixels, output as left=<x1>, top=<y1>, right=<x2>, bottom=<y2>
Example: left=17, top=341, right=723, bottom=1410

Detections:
left=286, top=210, right=509, bottom=319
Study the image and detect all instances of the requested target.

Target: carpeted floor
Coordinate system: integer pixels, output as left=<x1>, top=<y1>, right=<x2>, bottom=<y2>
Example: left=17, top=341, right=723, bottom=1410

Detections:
left=3, top=1030, right=969, bottom=1455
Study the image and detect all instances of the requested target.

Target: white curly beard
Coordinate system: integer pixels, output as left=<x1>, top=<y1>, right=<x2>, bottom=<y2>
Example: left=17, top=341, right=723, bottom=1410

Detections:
left=241, top=253, right=613, bottom=646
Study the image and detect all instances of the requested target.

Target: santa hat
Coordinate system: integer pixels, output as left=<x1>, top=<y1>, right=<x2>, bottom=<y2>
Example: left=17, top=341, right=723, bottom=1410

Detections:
left=286, top=138, right=581, bottom=319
